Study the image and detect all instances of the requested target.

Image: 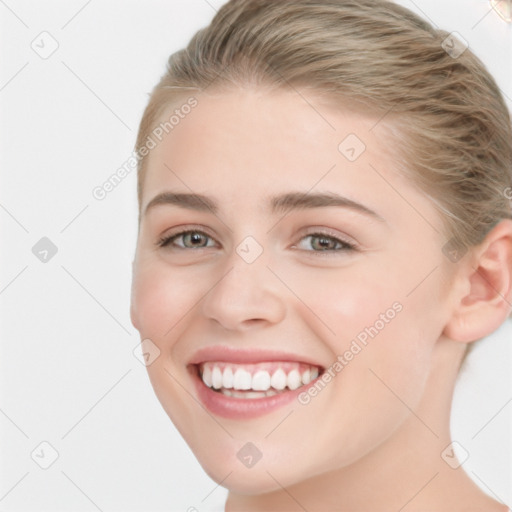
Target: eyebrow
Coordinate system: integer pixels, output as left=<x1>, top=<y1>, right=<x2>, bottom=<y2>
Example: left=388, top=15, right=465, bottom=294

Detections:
left=144, top=191, right=385, bottom=222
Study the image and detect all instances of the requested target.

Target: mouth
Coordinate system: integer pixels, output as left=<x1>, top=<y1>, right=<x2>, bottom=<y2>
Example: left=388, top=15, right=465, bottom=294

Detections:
left=189, top=353, right=324, bottom=419
left=198, top=361, right=321, bottom=398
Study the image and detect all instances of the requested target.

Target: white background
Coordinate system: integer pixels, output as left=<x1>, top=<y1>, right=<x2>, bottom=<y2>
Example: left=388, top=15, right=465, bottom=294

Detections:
left=0, top=1, right=511, bottom=511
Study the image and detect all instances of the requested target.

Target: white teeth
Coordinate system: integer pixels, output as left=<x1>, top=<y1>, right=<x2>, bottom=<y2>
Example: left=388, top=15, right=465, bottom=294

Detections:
left=252, top=370, right=271, bottom=391
left=220, top=388, right=278, bottom=398
left=233, top=369, right=252, bottom=390
left=245, top=391, right=266, bottom=399
left=200, top=362, right=322, bottom=394
left=287, top=369, right=302, bottom=390
left=270, top=368, right=287, bottom=390
left=202, top=365, right=213, bottom=387
left=212, top=366, right=223, bottom=389
left=222, top=367, right=234, bottom=389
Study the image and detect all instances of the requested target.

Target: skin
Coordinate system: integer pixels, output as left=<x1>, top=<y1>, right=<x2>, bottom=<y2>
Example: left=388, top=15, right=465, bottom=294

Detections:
left=130, top=87, right=512, bottom=511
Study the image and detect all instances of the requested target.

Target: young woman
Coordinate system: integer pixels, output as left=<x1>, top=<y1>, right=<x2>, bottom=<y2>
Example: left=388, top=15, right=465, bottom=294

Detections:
left=129, top=0, right=512, bottom=510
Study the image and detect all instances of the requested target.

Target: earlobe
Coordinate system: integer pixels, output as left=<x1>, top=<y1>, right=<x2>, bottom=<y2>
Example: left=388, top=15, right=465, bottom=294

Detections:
left=443, top=219, right=512, bottom=343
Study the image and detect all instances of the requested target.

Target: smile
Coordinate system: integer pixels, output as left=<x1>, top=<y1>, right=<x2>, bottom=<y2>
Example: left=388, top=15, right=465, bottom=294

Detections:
left=199, top=361, right=321, bottom=398
left=188, top=348, right=325, bottom=419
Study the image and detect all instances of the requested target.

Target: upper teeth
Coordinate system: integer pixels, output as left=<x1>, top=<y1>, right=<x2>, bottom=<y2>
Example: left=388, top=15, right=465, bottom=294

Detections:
left=200, top=362, right=320, bottom=392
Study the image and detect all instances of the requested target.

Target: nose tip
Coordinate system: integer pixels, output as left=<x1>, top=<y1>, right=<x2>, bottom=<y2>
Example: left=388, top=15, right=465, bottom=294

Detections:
left=200, top=250, right=286, bottom=331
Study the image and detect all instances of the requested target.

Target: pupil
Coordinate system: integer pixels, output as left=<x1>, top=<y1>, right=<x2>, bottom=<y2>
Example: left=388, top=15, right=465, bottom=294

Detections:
left=314, top=236, right=332, bottom=250
left=190, top=233, right=203, bottom=245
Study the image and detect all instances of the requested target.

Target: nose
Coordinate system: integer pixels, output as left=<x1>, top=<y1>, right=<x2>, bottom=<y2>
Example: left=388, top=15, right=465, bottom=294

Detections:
left=200, top=249, right=287, bottom=331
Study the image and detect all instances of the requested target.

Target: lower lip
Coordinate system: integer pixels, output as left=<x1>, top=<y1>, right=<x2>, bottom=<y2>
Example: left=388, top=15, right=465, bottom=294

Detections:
left=191, top=367, right=315, bottom=420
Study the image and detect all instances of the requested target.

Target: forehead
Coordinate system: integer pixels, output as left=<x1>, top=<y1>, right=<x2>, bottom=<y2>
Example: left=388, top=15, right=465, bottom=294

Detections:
left=154, top=87, right=383, bottom=156
left=144, top=89, right=386, bottom=186
left=140, top=87, right=439, bottom=230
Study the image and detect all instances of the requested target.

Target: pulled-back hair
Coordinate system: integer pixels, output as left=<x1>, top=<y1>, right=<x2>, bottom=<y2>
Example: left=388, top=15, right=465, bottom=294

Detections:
left=136, top=0, right=512, bottom=272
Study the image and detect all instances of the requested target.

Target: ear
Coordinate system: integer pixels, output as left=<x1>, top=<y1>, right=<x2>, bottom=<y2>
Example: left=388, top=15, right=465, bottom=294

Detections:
left=443, top=219, right=512, bottom=343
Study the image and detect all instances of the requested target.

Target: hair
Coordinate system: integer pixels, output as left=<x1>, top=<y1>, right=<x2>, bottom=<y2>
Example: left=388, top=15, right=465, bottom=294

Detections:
left=135, top=0, right=512, bottom=323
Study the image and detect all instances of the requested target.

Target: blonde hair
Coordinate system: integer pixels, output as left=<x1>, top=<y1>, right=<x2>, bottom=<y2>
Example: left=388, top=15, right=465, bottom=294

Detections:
left=135, top=0, right=512, bottom=317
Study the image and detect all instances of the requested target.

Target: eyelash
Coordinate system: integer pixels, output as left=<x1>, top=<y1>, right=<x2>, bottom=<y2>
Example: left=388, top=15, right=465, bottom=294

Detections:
left=156, top=228, right=357, bottom=254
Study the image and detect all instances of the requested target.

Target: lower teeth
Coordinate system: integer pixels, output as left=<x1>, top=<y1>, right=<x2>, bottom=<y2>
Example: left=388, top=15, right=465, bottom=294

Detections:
left=217, top=388, right=282, bottom=398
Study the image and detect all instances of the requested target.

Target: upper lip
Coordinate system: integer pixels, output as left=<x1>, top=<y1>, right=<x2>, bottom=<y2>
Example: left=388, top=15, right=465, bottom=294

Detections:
left=188, top=345, right=325, bottom=368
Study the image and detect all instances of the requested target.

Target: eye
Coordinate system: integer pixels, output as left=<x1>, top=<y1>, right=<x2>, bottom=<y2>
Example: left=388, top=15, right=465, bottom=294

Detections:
left=293, top=232, right=357, bottom=253
left=157, top=229, right=217, bottom=249
left=155, top=228, right=357, bottom=253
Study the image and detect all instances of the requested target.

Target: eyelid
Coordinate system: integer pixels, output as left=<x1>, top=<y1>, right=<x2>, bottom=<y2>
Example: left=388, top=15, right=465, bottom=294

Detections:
left=156, top=225, right=220, bottom=248
left=294, top=227, right=359, bottom=250
left=156, top=225, right=359, bottom=253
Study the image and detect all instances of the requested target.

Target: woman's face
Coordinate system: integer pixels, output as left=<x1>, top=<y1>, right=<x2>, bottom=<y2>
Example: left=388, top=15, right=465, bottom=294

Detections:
left=130, top=87, right=458, bottom=493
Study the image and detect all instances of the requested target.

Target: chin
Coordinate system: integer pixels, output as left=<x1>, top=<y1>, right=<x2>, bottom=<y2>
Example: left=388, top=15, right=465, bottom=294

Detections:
left=202, top=461, right=293, bottom=495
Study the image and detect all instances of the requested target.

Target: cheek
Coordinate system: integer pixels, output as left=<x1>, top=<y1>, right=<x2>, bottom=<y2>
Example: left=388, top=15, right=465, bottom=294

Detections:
left=276, top=263, right=434, bottom=404
left=285, top=259, right=442, bottom=412
left=130, top=260, right=208, bottom=432
left=131, top=259, right=199, bottom=340
left=333, top=272, right=445, bottom=434
left=292, top=251, right=445, bottom=353
left=280, top=263, right=405, bottom=345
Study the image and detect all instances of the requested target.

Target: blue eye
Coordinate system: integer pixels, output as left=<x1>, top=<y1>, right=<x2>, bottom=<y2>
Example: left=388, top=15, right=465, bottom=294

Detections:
left=157, top=230, right=216, bottom=249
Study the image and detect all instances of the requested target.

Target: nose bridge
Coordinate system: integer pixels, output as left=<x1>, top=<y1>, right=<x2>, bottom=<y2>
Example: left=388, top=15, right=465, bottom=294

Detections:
left=200, top=235, right=286, bottom=329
